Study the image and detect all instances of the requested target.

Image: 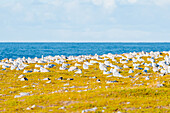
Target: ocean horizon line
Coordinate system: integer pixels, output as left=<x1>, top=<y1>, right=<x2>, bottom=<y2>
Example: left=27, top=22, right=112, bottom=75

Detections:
left=0, top=41, right=170, bottom=43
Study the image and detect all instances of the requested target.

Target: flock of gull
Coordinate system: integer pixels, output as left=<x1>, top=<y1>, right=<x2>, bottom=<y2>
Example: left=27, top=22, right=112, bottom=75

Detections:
left=1, top=51, right=170, bottom=76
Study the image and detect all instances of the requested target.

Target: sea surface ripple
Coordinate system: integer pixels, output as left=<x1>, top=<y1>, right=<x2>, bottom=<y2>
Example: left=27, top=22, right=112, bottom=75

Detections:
left=0, top=42, right=170, bottom=60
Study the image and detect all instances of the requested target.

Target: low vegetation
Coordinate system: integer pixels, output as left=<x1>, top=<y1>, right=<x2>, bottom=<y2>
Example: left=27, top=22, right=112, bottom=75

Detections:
left=0, top=51, right=169, bottom=112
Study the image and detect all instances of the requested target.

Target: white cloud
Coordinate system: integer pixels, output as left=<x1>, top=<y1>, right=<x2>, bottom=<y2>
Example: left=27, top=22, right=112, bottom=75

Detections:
left=38, top=0, right=63, bottom=7
left=152, top=0, right=170, bottom=6
left=1, top=0, right=170, bottom=41
left=0, top=1, right=23, bottom=12
left=128, top=0, right=137, bottom=4
left=24, top=12, right=34, bottom=22
left=91, top=0, right=116, bottom=13
left=92, top=0, right=103, bottom=5
left=117, top=0, right=137, bottom=4
left=50, top=0, right=63, bottom=6
left=103, top=0, right=116, bottom=10
left=11, top=2, right=23, bottom=12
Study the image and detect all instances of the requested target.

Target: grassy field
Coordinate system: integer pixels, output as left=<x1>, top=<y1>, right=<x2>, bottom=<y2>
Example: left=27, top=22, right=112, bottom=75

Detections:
left=0, top=52, right=169, bottom=113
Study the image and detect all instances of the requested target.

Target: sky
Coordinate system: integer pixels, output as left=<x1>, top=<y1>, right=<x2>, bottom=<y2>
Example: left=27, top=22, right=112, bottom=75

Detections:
left=0, top=0, right=170, bottom=42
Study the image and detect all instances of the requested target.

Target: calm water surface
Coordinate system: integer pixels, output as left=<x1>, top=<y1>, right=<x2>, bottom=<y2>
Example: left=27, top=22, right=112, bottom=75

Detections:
left=0, top=43, right=170, bottom=60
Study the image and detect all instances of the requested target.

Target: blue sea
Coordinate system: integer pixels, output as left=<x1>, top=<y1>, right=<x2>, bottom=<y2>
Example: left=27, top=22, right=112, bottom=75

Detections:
left=0, top=42, right=170, bottom=60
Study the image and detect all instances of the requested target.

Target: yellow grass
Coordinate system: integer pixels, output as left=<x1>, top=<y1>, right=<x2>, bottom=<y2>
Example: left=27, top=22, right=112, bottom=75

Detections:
left=0, top=53, right=169, bottom=113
